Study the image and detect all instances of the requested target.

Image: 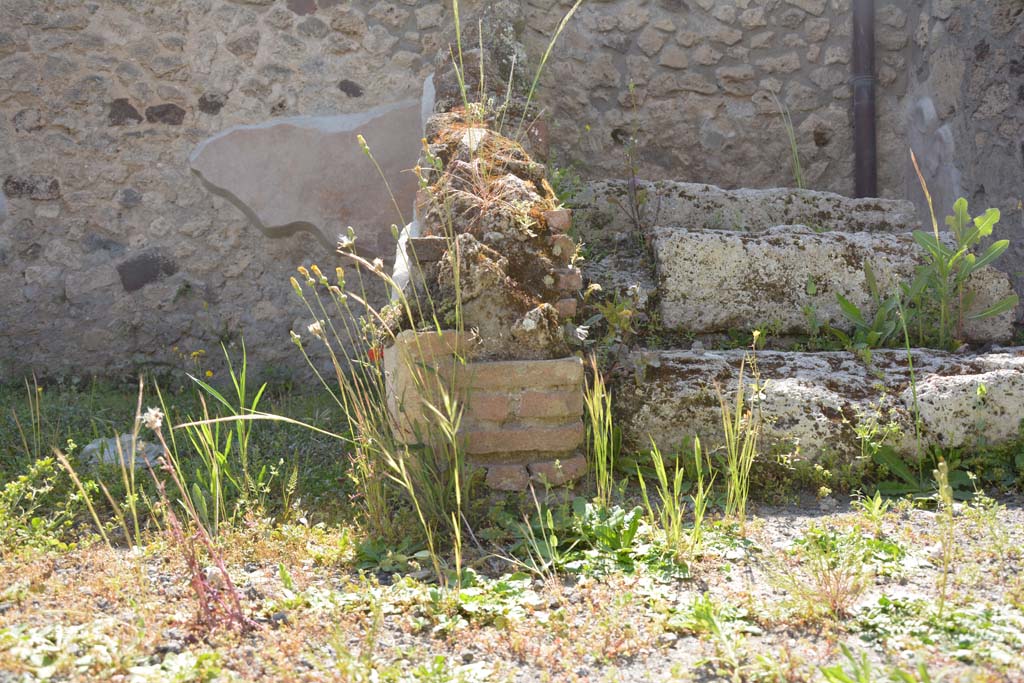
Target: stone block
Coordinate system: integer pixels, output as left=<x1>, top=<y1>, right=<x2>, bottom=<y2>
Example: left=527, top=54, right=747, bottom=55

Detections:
left=485, top=464, right=531, bottom=491
left=556, top=267, right=583, bottom=292
left=757, top=52, right=802, bottom=74
left=555, top=298, right=578, bottom=319
left=145, top=104, right=186, bottom=125
left=407, top=236, right=448, bottom=262
left=528, top=454, right=588, bottom=487
left=658, top=45, right=688, bottom=70
left=617, top=347, right=1024, bottom=460
left=549, top=235, right=576, bottom=264
left=116, top=250, right=178, bottom=292
left=785, top=0, right=827, bottom=16
left=578, top=180, right=918, bottom=238
left=636, top=25, right=667, bottom=57
left=650, top=72, right=718, bottom=95
left=3, top=175, right=60, bottom=200
left=109, top=98, right=142, bottom=125
left=383, top=329, right=471, bottom=443
left=651, top=226, right=1015, bottom=342
left=198, top=92, right=227, bottom=115
left=739, top=7, right=768, bottom=28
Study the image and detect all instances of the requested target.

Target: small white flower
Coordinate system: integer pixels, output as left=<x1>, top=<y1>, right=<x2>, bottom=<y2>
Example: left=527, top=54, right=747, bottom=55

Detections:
left=372, top=258, right=384, bottom=272
left=307, top=320, right=326, bottom=341
left=140, top=407, right=164, bottom=430
left=338, top=229, right=357, bottom=251
left=574, top=325, right=590, bottom=342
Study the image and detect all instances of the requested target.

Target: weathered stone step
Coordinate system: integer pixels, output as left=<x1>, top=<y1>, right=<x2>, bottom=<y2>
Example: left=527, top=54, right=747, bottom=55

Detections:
left=616, top=347, right=1024, bottom=462
left=579, top=180, right=919, bottom=237
left=651, top=226, right=1016, bottom=343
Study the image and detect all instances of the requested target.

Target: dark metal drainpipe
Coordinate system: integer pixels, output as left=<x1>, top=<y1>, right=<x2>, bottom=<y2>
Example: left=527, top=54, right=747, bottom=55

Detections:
left=852, top=0, right=877, bottom=198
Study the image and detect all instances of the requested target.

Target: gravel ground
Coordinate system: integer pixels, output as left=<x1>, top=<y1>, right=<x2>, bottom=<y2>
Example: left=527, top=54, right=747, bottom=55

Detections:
left=2, top=494, right=1023, bottom=682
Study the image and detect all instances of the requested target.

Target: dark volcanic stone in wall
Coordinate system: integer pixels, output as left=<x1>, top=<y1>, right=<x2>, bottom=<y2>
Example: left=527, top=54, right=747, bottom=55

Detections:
left=338, top=79, right=364, bottom=97
left=0, top=32, right=16, bottom=56
left=198, top=93, right=227, bottom=115
left=109, top=98, right=142, bottom=125
left=117, top=188, right=143, bottom=208
left=117, top=251, right=178, bottom=292
left=145, top=104, right=186, bottom=125
left=3, top=175, right=60, bottom=200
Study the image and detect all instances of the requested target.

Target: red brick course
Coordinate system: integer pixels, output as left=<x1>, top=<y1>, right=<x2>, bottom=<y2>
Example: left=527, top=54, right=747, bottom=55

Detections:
left=385, top=331, right=587, bottom=489
left=454, top=356, right=583, bottom=391
left=464, top=422, right=584, bottom=456
left=518, top=389, right=584, bottom=419
left=465, top=392, right=512, bottom=422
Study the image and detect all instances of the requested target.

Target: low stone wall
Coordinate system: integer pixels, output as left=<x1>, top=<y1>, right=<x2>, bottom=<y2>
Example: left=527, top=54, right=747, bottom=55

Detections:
left=384, top=330, right=586, bottom=491
left=576, top=179, right=922, bottom=315
left=577, top=180, right=1018, bottom=344
left=617, top=347, right=1024, bottom=461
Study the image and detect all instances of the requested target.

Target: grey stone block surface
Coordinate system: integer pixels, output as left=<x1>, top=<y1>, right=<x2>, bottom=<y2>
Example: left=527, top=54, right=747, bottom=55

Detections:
left=617, top=347, right=1024, bottom=460
left=651, top=225, right=1016, bottom=343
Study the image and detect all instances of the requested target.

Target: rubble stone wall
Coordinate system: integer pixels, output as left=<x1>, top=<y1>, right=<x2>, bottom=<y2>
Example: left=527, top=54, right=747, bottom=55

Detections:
left=0, top=0, right=448, bottom=379
left=526, top=0, right=918, bottom=198
left=2, top=0, right=1022, bottom=379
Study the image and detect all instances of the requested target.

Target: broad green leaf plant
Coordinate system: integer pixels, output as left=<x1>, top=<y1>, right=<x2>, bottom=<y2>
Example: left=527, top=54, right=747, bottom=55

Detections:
left=834, top=151, right=1018, bottom=352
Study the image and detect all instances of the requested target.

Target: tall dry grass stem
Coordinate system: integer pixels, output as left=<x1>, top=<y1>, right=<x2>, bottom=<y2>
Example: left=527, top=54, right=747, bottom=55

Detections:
left=717, top=336, right=762, bottom=533
left=584, top=355, right=616, bottom=507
